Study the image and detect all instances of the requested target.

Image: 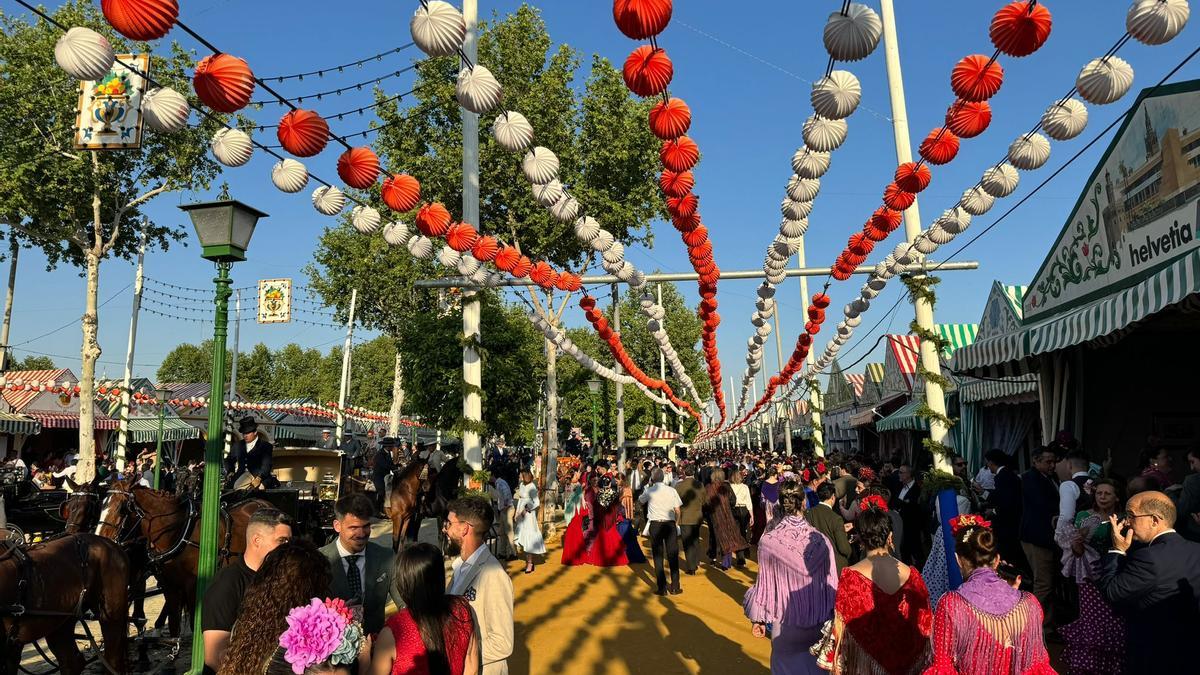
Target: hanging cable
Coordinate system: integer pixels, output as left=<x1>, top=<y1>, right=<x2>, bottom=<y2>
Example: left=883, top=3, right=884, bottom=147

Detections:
left=258, top=43, right=415, bottom=82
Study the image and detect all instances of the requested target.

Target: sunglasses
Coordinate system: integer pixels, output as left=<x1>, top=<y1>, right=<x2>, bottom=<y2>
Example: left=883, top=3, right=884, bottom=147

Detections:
left=1119, top=511, right=1155, bottom=522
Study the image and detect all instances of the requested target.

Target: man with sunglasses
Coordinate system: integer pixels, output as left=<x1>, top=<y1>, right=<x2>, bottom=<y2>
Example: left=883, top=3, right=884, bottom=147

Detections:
left=1097, top=490, right=1200, bottom=673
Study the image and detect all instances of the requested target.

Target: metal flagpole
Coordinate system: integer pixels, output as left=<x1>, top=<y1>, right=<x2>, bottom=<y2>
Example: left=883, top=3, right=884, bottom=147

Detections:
left=461, top=0, right=484, bottom=473
left=880, top=0, right=951, bottom=472
left=336, top=289, right=358, bottom=446
left=115, top=218, right=148, bottom=472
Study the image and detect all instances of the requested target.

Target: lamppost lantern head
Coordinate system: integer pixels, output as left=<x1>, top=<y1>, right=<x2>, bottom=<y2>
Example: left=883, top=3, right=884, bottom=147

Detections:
left=155, top=386, right=172, bottom=403
left=587, top=379, right=602, bottom=394
left=179, top=199, right=268, bottom=262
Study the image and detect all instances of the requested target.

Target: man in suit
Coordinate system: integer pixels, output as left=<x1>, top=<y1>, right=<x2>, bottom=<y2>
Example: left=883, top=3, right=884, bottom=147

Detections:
left=807, top=481, right=852, bottom=570
left=319, top=493, right=400, bottom=635
left=983, top=448, right=1024, bottom=570
left=1098, top=490, right=1200, bottom=673
left=891, top=464, right=928, bottom=566
left=1020, top=447, right=1061, bottom=622
left=370, top=437, right=396, bottom=516
left=1176, top=448, right=1200, bottom=542
left=674, top=464, right=706, bottom=575
left=225, top=417, right=277, bottom=489
left=445, top=496, right=513, bottom=675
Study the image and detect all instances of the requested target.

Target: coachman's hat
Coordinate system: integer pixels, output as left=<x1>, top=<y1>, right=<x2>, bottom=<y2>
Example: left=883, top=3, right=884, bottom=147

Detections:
left=238, top=416, right=258, bottom=434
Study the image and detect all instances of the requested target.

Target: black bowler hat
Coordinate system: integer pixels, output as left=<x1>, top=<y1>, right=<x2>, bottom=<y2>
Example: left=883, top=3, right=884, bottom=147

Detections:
left=238, top=417, right=258, bottom=434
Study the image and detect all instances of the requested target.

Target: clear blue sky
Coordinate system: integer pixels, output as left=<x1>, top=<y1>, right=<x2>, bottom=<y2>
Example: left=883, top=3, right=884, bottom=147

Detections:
left=7, top=1, right=1198, bottom=416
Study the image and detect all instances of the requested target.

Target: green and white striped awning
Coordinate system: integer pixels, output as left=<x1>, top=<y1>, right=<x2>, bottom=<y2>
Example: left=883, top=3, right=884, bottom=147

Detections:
left=126, top=416, right=201, bottom=444
left=274, top=424, right=325, bottom=442
left=875, top=400, right=930, bottom=433
left=960, top=375, right=1039, bottom=404
left=0, top=411, right=40, bottom=436
left=936, top=324, right=978, bottom=357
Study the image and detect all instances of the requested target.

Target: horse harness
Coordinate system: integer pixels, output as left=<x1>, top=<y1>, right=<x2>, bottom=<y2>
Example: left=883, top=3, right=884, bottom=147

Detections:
left=1, top=536, right=91, bottom=655
left=103, top=488, right=238, bottom=570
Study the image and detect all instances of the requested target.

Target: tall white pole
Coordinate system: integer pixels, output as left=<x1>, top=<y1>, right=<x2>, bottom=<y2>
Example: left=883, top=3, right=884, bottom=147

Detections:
left=224, top=289, right=241, bottom=460
left=336, top=288, right=358, bottom=446
left=656, top=283, right=667, bottom=428
left=727, top=376, right=736, bottom=450
left=796, top=240, right=824, bottom=456
left=772, top=308, right=793, bottom=454
left=115, top=219, right=148, bottom=472
left=613, top=284, right=625, bottom=459
left=461, top=0, right=484, bottom=472
left=760, top=368, right=775, bottom=453
left=1, top=234, right=19, bottom=371
left=750, top=377, right=759, bottom=452
left=880, top=0, right=950, bottom=472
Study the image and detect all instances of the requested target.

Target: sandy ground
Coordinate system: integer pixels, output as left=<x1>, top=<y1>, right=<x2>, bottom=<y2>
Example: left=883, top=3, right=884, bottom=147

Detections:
left=18, top=517, right=771, bottom=674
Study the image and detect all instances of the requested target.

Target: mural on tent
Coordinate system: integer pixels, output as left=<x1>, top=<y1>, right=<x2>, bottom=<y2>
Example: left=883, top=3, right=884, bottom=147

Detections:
left=1027, top=82, right=1200, bottom=319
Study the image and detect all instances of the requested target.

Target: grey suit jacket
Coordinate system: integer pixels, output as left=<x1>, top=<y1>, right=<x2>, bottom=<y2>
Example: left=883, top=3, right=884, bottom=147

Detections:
left=805, top=502, right=852, bottom=570
left=448, top=545, right=513, bottom=675
left=319, top=540, right=400, bottom=635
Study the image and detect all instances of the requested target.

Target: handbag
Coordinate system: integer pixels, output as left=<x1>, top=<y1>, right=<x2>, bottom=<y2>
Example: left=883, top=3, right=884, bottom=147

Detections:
left=809, top=619, right=837, bottom=671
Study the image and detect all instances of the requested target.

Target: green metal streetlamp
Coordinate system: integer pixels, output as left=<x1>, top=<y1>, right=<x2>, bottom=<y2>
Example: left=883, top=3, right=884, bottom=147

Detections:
left=587, top=379, right=601, bottom=450
left=152, top=385, right=172, bottom=490
left=179, top=199, right=266, bottom=675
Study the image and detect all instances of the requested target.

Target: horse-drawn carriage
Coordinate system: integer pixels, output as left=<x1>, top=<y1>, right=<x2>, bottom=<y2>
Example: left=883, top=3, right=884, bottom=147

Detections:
left=263, top=446, right=345, bottom=542
left=0, top=466, right=70, bottom=543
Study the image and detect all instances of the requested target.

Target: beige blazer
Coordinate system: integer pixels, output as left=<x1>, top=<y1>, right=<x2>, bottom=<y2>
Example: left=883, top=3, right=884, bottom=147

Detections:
left=448, top=545, right=513, bottom=675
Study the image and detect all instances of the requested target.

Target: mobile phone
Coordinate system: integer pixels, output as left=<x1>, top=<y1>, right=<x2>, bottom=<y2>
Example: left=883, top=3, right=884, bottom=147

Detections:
left=996, top=563, right=1020, bottom=584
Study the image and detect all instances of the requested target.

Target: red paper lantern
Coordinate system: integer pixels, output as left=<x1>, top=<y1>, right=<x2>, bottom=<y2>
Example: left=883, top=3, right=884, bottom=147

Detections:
left=622, top=45, right=673, bottom=98
left=102, top=0, right=178, bottom=41
left=951, top=54, right=1004, bottom=102
left=990, top=1, right=1052, bottom=58
left=682, top=224, right=708, bottom=247
left=472, top=235, right=499, bottom=262
left=540, top=269, right=559, bottom=290
left=812, top=293, right=831, bottom=309
left=871, top=207, right=904, bottom=233
left=660, top=136, right=699, bottom=172
left=193, top=53, right=255, bottom=113
left=705, top=312, right=721, bottom=327
left=530, top=261, right=554, bottom=285
left=585, top=309, right=602, bottom=324
left=415, top=202, right=452, bottom=237
left=580, top=295, right=597, bottom=311
left=648, top=97, right=691, bottom=140
left=848, top=233, right=873, bottom=257
left=556, top=272, right=581, bottom=292
left=666, top=193, right=699, bottom=219
left=918, top=127, right=960, bottom=166
left=494, top=246, right=520, bottom=272
left=382, top=174, right=421, bottom=212
left=894, top=162, right=932, bottom=193
left=659, top=169, right=694, bottom=198
left=805, top=321, right=822, bottom=335
left=798, top=333, right=814, bottom=347
left=883, top=183, right=916, bottom=211
left=864, top=224, right=889, bottom=243
left=337, top=147, right=381, bottom=189
left=807, top=306, right=825, bottom=322
left=844, top=250, right=868, bottom=266
left=276, top=110, right=329, bottom=158
left=511, top=256, right=533, bottom=279
left=613, top=0, right=673, bottom=40
left=831, top=266, right=853, bottom=281
left=945, top=99, right=992, bottom=139
left=694, top=259, right=716, bottom=276
left=446, top=223, right=479, bottom=252
left=671, top=212, right=701, bottom=233
left=598, top=325, right=614, bottom=341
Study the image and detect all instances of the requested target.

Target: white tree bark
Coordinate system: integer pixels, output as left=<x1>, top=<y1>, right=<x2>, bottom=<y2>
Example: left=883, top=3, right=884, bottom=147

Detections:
left=388, top=350, right=404, bottom=437
left=76, top=249, right=101, bottom=483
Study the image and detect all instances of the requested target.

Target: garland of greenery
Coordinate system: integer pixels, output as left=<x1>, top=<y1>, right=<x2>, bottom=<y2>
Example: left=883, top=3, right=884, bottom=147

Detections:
left=919, top=468, right=965, bottom=502
left=899, top=273, right=959, bottom=462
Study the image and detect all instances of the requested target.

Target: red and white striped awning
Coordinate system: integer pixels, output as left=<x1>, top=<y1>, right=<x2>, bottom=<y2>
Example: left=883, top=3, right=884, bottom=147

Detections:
left=28, top=412, right=120, bottom=430
left=886, top=335, right=922, bottom=391
left=639, top=425, right=680, bottom=441
left=844, top=373, right=865, bottom=398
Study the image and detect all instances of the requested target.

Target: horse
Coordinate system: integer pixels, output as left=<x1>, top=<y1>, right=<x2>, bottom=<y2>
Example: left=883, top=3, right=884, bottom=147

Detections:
left=0, top=534, right=130, bottom=675
left=385, top=456, right=464, bottom=552
left=95, top=478, right=269, bottom=638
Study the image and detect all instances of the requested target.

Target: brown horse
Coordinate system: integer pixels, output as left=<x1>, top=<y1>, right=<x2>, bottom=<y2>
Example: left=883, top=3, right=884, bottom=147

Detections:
left=95, top=479, right=268, bottom=638
left=0, top=534, right=130, bottom=675
left=385, top=458, right=426, bottom=552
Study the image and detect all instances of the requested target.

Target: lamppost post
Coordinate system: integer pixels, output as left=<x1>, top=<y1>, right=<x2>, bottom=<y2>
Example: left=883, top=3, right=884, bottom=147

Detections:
left=153, top=385, right=171, bottom=490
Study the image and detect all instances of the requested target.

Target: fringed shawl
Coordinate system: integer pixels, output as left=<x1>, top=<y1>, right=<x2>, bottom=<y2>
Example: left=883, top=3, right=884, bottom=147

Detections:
left=743, top=515, right=838, bottom=627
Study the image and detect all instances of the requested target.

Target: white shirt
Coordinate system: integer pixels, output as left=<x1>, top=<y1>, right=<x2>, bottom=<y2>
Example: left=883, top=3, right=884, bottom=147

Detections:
left=974, top=466, right=996, bottom=491
left=638, top=482, right=682, bottom=522
left=729, top=482, right=752, bottom=510
left=334, top=538, right=368, bottom=587
left=449, top=544, right=488, bottom=595
left=245, top=437, right=258, bottom=453
left=1058, top=471, right=1090, bottom=523
left=898, top=480, right=915, bottom=501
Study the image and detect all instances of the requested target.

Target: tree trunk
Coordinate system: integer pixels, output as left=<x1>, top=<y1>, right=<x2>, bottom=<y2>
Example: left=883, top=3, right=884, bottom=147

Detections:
left=1, top=234, right=18, bottom=367
left=76, top=249, right=101, bottom=483
left=388, top=350, right=404, bottom=437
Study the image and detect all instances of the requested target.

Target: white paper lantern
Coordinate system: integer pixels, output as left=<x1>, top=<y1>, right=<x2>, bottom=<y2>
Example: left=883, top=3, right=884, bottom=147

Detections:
left=867, top=276, right=887, bottom=292
left=407, top=234, right=434, bottom=259
left=780, top=218, right=809, bottom=238
left=1041, top=99, right=1089, bottom=142
left=843, top=303, right=861, bottom=320
left=824, top=3, right=883, bottom=62
left=803, top=115, right=849, bottom=152
left=382, top=220, right=412, bottom=247
left=914, top=235, right=939, bottom=255
left=926, top=225, right=955, bottom=245
left=630, top=269, right=647, bottom=288
left=765, top=267, right=787, bottom=284
left=549, top=194, right=579, bottom=223
left=55, top=26, right=115, bottom=81
left=458, top=254, right=482, bottom=277
left=602, top=241, right=626, bottom=264
left=981, top=163, right=1020, bottom=198
left=312, top=185, right=346, bottom=216
left=351, top=206, right=381, bottom=234
left=811, top=70, right=862, bottom=120
left=936, top=207, right=973, bottom=235
left=772, top=237, right=800, bottom=259
left=873, top=261, right=892, bottom=279
left=591, top=229, right=615, bottom=252
left=456, top=65, right=502, bottom=114
left=881, top=254, right=898, bottom=273
left=522, top=146, right=559, bottom=184
left=960, top=185, right=995, bottom=216
left=1009, top=133, right=1052, bottom=171
left=756, top=323, right=772, bottom=338
left=573, top=216, right=601, bottom=242
left=211, top=128, right=252, bottom=168
left=493, top=110, right=534, bottom=152
left=860, top=283, right=880, bottom=300
left=438, top=244, right=462, bottom=268
left=782, top=198, right=814, bottom=221
left=845, top=314, right=862, bottom=328
left=410, top=1, right=466, bottom=57
left=767, top=245, right=789, bottom=263
left=485, top=271, right=506, bottom=288
left=602, top=258, right=622, bottom=275
left=1126, top=0, right=1190, bottom=45
left=532, top=179, right=563, bottom=207
left=792, top=147, right=832, bottom=179
left=1076, top=56, right=1135, bottom=105
left=892, top=242, right=914, bottom=266
left=616, top=261, right=636, bottom=282
left=142, top=87, right=190, bottom=134
left=271, top=159, right=308, bottom=193
left=786, top=175, right=821, bottom=202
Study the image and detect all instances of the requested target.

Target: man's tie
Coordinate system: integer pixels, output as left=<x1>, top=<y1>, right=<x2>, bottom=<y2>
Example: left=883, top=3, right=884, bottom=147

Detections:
left=345, top=554, right=362, bottom=600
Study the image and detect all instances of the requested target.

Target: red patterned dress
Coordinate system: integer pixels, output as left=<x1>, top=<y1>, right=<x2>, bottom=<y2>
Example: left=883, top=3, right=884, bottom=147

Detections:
left=834, top=567, right=933, bottom=674
left=384, top=597, right=475, bottom=675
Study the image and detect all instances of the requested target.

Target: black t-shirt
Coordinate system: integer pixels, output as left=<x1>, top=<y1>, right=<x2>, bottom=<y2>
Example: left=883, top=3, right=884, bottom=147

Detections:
left=200, top=557, right=256, bottom=675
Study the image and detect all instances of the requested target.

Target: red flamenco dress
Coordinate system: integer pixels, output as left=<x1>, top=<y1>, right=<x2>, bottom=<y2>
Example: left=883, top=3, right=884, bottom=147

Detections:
left=834, top=567, right=933, bottom=674
left=562, top=478, right=645, bottom=566
left=384, top=596, right=474, bottom=675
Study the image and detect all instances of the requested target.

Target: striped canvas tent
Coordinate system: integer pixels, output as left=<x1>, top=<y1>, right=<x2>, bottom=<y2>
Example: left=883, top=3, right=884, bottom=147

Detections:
left=844, top=373, right=866, bottom=399
left=936, top=323, right=979, bottom=357
left=882, top=335, right=921, bottom=397
left=103, top=377, right=200, bottom=443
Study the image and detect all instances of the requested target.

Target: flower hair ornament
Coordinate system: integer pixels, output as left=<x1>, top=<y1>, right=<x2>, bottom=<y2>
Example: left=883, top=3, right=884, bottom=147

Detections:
left=858, top=494, right=888, bottom=513
left=856, top=467, right=876, bottom=482
left=949, top=514, right=993, bottom=542
left=279, top=598, right=364, bottom=674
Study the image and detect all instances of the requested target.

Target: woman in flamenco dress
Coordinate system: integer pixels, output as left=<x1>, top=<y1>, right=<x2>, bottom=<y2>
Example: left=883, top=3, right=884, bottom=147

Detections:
left=562, top=469, right=646, bottom=566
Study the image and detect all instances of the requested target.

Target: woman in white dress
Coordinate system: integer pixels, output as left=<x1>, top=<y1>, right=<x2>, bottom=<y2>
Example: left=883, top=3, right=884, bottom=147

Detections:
left=514, top=470, right=546, bottom=574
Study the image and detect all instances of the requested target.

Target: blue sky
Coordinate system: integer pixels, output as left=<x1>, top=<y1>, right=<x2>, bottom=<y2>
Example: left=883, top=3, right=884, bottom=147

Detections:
left=8, top=1, right=1198, bottom=418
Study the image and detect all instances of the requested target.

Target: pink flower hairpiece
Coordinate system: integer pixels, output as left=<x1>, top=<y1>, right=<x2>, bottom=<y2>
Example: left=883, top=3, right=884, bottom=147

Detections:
left=278, top=598, right=364, bottom=674
left=859, top=494, right=888, bottom=513
left=857, top=467, right=876, bottom=482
